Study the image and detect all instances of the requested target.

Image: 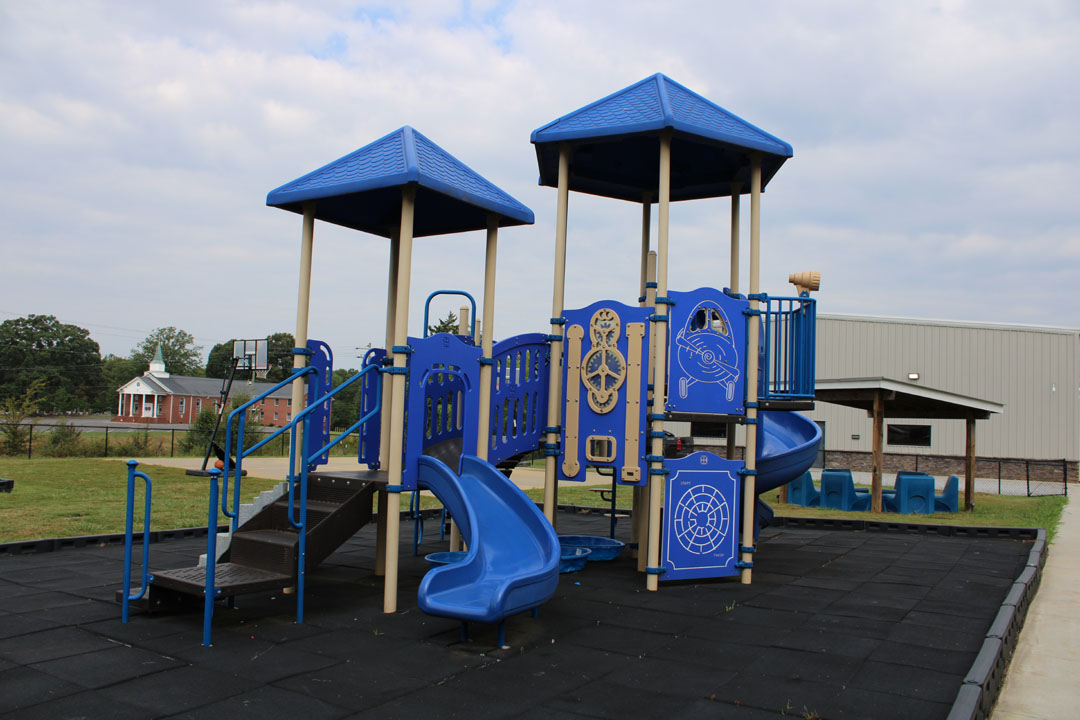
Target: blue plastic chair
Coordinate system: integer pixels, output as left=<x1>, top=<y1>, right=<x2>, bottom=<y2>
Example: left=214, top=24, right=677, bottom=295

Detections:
left=883, top=472, right=935, bottom=514
left=820, top=469, right=870, bottom=511
left=786, top=471, right=820, bottom=507
left=935, top=475, right=959, bottom=513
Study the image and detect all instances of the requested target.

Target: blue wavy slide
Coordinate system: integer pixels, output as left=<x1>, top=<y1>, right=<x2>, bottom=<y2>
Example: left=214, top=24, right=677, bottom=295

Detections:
left=416, top=455, right=560, bottom=625
left=755, top=410, right=823, bottom=494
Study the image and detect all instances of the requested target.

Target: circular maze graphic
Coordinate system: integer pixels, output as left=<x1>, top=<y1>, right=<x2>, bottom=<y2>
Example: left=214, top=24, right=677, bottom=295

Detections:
left=672, top=484, right=731, bottom=555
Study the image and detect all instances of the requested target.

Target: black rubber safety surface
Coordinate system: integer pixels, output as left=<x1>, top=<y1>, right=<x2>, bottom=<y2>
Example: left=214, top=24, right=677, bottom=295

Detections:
left=0, top=512, right=1031, bottom=719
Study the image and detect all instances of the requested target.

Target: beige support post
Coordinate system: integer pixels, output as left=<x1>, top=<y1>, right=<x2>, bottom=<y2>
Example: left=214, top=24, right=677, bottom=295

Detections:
left=457, top=304, right=470, bottom=338
left=637, top=251, right=657, bottom=571
left=476, top=216, right=498, bottom=461
left=543, top=143, right=571, bottom=525
left=871, top=390, right=884, bottom=513
left=383, top=186, right=416, bottom=614
left=646, top=131, right=672, bottom=592
left=739, top=154, right=763, bottom=584
left=965, top=413, right=976, bottom=511
left=375, top=230, right=400, bottom=576
left=291, top=203, right=316, bottom=479
left=639, top=195, right=652, bottom=299
left=727, top=183, right=742, bottom=462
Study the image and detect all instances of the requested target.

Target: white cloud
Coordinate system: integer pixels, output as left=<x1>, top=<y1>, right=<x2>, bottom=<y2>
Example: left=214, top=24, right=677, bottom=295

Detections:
left=0, top=0, right=1077, bottom=366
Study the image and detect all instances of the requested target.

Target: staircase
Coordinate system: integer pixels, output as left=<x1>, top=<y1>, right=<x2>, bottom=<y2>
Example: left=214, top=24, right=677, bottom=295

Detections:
left=147, top=471, right=382, bottom=608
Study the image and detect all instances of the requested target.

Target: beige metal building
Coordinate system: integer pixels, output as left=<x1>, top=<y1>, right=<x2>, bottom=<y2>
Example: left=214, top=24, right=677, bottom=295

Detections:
left=808, top=314, right=1079, bottom=468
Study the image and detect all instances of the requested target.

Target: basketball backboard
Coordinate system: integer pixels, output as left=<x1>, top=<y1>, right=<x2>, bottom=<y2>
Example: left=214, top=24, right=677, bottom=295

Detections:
left=233, top=339, right=269, bottom=376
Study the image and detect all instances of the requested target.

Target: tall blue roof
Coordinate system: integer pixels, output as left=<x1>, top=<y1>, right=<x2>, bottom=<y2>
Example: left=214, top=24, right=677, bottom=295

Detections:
left=267, top=126, right=534, bottom=238
left=531, top=74, right=793, bottom=202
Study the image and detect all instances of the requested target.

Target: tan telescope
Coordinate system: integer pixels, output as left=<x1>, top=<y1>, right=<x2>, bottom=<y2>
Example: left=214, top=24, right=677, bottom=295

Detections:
left=788, top=271, right=821, bottom=296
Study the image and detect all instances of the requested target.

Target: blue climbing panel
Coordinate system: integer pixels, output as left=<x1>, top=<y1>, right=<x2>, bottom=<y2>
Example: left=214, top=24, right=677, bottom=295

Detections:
left=666, top=288, right=749, bottom=416
left=661, top=452, right=742, bottom=581
left=558, top=300, right=651, bottom=487
left=306, top=339, right=333, bottom=467
left=358, top=347, right=385, bottom=469
left=488, top=333, right=550, bottom=466
left=403, top=333, right=482, bottom=491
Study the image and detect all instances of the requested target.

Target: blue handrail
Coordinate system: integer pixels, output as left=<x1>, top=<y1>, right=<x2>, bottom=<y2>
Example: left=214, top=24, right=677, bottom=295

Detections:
left=203, top=468, right=222, bottom=646
left=424, top=289, right=477, bottom=340
left=121, top=460, right=152, bottom=623
left=221, top=366, right=315, bottom=525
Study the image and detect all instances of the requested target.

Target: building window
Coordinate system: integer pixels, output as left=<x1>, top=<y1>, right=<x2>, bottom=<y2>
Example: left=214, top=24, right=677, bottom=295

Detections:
left=179, top=397, right=186, bottom=415
left=275, top=398, right=279, bottom=406
left=196, top=399, right=202, bottom=413
left=274, top=412, right=279, bottom=421
left=887, top=424, right=931, bottom=447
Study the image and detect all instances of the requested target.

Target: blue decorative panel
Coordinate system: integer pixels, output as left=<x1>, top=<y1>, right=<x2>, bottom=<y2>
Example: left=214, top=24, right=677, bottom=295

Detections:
left=661, top=452, right=742, bottom=581
left=305, top=340, right=334, bottom=468
left=666, top=288, right=749, bottom=416
left=358, top=348, right=385, bottom=468
left=403, top=333, right=481, bottom=490
left=559, top=300, right=651, bottom=487
left=489, top=333, right=550, bottom=466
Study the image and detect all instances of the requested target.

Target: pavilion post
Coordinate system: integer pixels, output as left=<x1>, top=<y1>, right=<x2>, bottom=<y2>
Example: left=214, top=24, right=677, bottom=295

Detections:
left=739, top=154, right=763, bottom=584
left=375, top=229, right=400, bottom=577
left=727, top=182, right=741, bottom=462
left=543, top=143, right=571, bottom=525
left=383, top=185, right=416, bottom=613
left=291, top=203, right=316, bottom=480
left=871, top=389, right=884, bottom=512
left=965, top=413, right=976, bottom=510
left=476, top=215, right=499, bottom=460
left=646, top=131, right=672, bottom=592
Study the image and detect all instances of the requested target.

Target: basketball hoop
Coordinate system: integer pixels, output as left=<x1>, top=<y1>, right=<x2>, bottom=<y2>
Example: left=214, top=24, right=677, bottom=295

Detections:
left=233, top=338, right=270, bottom=380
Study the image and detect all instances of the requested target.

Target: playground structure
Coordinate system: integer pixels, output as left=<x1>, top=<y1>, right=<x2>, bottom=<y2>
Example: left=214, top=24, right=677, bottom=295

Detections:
left=122, top=74, right=822, bottom=646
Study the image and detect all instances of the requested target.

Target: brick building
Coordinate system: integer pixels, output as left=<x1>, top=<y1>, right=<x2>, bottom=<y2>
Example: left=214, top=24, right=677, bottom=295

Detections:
left=114, top=346, right=293, bottom=426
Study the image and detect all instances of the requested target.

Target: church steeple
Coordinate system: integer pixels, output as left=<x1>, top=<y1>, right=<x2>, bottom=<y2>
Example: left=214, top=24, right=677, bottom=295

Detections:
left=148, top=345, right=169, bottom=378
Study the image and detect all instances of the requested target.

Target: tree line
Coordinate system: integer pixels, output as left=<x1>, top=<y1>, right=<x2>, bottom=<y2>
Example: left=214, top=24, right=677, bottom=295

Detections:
left=0, top=314, right=295, bottom=416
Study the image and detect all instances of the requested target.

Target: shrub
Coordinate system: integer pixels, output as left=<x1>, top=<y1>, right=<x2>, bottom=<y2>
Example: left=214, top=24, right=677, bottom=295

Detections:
left=42, top=420, right=84, bottom=457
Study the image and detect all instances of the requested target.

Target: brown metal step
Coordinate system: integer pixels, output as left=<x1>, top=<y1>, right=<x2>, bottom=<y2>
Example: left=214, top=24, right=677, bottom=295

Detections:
left=229, top=529, right=298, bottom=576
left=151, top=563, right=291, bottom=597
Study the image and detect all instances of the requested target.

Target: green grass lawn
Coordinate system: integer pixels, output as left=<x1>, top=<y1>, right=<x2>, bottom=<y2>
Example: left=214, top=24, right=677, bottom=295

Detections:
left=0, top=458, right=280, bottom=543
left=0, top=458, right=1069, bottom=544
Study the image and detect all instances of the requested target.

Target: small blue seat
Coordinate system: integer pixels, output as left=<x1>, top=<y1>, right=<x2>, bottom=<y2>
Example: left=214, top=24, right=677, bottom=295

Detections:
left=820, top=469, right=870, bottom=512
left=786, top=471, right=820, bottom=507
left=883, top=472, right=935, bottom=514
left=935, top=475, right=959, bottom=513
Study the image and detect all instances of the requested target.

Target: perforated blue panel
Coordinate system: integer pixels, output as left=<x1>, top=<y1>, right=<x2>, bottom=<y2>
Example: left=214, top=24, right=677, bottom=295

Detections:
left=403, top=334, right=481, bottom=490
left=559, top=300, right=651, bottom=487
left=358, top=348, right=385, bottom=469
left=488, top=333, right=550, bottom=466
left=306, top=339, right=333, bottom=468
left=661, top=452, right=742, bottom=581
left=666, top=288, right=749, bottom=416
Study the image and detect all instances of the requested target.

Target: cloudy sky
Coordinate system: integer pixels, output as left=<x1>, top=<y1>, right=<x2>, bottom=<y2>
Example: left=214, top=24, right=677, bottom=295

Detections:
left=2, top=1, right=1077, bottom=368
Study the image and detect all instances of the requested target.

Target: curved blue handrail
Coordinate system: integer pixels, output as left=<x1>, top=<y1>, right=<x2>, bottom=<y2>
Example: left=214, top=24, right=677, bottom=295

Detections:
left=424, top=289, right=477, bottom=340
left=121, top=460, right=152, bottom=623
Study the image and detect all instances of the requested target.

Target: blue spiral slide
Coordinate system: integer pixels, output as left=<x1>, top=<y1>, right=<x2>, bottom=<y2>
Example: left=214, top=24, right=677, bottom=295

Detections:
left=755, top=411, right=823, bottom=494
left=415, top=455, right=560, bottom=626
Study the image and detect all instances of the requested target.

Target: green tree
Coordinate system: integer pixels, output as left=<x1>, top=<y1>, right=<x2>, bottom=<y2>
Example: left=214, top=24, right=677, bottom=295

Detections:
left=1, top=377, right=45, bottom=455
left=0, top=314, right=104, bottom=412
left=329, top=367, right=363, bottom=430
left=427, top=310, right=459, bottom=336
left=96, top=354, right=141, bottom=413
left=266, top=332, right=295, bottom=382
left=204, top=340, right=236, bottom=379
left=130, top=327, right=203, bottom=376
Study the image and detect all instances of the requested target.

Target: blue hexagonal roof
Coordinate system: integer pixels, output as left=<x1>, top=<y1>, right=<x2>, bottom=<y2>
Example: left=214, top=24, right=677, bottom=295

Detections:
left=267, top=126, right=534, bottom=238
left=531, top=74, right=793, bottom=202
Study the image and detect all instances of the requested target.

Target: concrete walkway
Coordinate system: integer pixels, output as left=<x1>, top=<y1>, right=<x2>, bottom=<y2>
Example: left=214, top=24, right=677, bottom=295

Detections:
left=992, top=495, right=1077, bottom=719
